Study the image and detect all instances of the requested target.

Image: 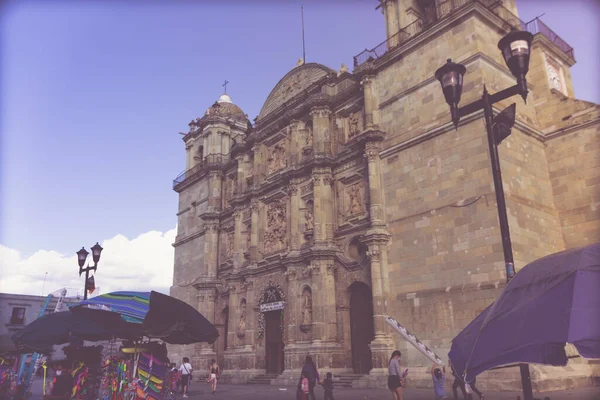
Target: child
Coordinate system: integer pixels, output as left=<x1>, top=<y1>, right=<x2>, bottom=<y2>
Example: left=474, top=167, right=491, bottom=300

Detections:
left=431, top=363, right=447, bottom=400
left=301, top=371, right=310, bottom=400
left=168, top=363, right=179, bottom=395
left=322, top=372, right=335, bottom=400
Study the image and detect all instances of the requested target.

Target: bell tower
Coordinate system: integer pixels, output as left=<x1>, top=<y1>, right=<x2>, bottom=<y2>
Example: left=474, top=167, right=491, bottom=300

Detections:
left=381, top=0, right=520, bottom=40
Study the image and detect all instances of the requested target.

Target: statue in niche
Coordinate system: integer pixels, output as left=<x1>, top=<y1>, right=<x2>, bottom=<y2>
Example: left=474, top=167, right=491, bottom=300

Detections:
left=304, top=203, right=314, bottom=231
left=348, top=112, right=360, bottom=138
left=237, top=300, right=246, bottom=338
left=306, top=128, right=313, bottom=147
left=300, top=288, right=312, bottom=331
left=347, top=183, right=364, bottom=216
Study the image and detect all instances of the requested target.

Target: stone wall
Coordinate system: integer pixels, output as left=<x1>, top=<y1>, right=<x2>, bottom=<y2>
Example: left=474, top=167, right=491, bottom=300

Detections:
left=546, top=125, right=600, bottom=248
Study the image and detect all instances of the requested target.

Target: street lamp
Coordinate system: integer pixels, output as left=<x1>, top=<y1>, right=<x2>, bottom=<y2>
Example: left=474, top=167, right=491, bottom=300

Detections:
left=76, top=243, right=103, bottom=300
left=435, top=27, right=534, bottom=400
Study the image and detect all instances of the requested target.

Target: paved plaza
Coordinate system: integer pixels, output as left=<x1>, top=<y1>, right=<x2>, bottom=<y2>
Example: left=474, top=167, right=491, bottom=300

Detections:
left=184, top=384, right=600, bottom=400
left=26, top=378, right=600, bottom=399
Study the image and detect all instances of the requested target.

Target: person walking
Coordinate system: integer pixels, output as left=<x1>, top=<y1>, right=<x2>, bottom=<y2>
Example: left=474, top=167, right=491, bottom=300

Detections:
left=388, top=350, right=404, bottom=400
left=450, top=361, right=467, bottom=400
left=207, top=359, right=219, bottom=395
left=179, top=357, right=193, bottom=398
left=301, top=356, right=320, bottom=400
left=431, top=363, right=447, bottom=400
left=465, top=376, right=484, bottom=400
left=321, top=372, right=335, bottom=400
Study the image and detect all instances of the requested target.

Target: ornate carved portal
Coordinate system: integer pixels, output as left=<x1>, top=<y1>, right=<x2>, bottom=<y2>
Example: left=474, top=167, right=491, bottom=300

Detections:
left=263, top=200, right=287, bottom=254
left=256, top=282, right=286, bottom=340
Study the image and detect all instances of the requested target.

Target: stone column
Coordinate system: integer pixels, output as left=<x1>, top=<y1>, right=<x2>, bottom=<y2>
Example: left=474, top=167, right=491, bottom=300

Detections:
left=204, top=220, right=219, bottom=279
left=197, top=290, right=218, bottom=363
left=310, top=106, right=332, bottom=154
left=250, top=199, right=259, bottom=263
left=185, top=141, right=193, bottom=170
left=289, top=120, right=301, bottom=165
left=235, top=154, right=246, bottom=194
left=361, top=75, right=376, bottom=128
left=203, top=136, right=208, bottom=158
left=284, top=269, right=299, bottom=346
left=233, top=209, right=243, bottom=272
left=252, top=144, right=263, bottom=186
left=365, top=142, right=385, bottom=227
left=207, top=171, right=223, bottom=211
left=382, top=0, right=400, bottom=45
left=288, top=180, right=301, bottom=251
left=312, top=168, right=334, bottom=244
left=227, top=285, right=238, bottom=350
left=309, top=262, right=337, bottom=344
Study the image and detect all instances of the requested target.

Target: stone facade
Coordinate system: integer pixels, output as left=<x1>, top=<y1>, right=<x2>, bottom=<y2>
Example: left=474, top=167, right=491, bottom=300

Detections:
left=170, top=0, right=600, bottom=391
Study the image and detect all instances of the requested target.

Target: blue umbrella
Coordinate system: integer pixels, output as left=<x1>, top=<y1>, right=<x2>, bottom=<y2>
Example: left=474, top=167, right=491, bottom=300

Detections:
left=449, top=242, right=600, bottom=381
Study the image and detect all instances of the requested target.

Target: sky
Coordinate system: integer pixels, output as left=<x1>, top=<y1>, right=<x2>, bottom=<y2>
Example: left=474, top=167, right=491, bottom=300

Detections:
left=1, top=0, right=599, bottom=298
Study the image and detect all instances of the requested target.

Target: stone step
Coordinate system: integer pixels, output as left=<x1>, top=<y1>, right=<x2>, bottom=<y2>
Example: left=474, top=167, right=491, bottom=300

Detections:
left=248, top=374, right=279, bottom=385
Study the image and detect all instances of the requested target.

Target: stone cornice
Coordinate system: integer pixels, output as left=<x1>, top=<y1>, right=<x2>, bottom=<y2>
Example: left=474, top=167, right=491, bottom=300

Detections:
left=172, top=229, right=205, bottom=247
left=398, top=280, right=506, bottom=300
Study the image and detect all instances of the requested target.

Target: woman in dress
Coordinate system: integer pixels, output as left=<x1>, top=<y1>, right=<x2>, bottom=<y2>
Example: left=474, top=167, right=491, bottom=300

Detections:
left=388, top=350, right=404, bottom=400
left=208, top=359, right=219, bottom=395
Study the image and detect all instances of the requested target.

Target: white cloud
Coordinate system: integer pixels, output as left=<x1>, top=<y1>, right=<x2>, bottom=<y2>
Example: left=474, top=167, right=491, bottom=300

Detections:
left=0, top=228, right=177, bottom=298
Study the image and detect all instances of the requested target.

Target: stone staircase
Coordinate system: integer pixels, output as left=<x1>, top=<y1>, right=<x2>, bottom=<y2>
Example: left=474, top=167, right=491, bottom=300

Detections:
left=248, top=374, right=279, bottom=385
left=331, top=373, right=365, bottom=388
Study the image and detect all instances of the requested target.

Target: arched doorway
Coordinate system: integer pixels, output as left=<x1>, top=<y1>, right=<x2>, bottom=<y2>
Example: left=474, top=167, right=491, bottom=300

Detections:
left=258, top=284, right=286, bottom=374
left=265, top=309, right=284, bottom=374
left=349, top=282, right=374, bottom=373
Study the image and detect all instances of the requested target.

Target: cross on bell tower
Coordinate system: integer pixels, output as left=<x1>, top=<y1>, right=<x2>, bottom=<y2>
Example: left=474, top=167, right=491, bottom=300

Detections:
left=222, top=80, right=229, bottom=94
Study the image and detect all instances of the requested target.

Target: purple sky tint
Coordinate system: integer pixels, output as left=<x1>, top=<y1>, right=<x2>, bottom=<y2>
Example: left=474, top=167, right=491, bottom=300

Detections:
left=0, top=0, right=598, bottom=257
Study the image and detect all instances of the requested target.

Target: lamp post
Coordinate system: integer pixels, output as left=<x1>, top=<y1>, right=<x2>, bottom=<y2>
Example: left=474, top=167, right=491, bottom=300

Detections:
left=76, top=243, right=103, bottom=300
left=435, top=27, right=534, bottom=400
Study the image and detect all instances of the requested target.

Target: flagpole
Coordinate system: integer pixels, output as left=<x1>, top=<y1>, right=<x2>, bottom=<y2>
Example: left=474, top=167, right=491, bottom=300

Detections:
left=301, top=5, right=306, bottom=63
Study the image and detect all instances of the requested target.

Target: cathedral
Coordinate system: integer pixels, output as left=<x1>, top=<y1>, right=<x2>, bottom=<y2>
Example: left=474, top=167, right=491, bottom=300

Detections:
left=169, top=0, right=600, bottom=390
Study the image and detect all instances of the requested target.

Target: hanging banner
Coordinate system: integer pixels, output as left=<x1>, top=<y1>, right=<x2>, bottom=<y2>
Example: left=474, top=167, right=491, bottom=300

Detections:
left=260, top=301, right=285, bottom=313
left=385, top=316, right=444, bottom=366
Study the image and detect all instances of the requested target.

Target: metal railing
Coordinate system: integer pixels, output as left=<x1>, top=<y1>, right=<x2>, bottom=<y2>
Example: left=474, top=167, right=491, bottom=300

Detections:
left=525, top=17, right=574, bottom=60
left=172, top=153, right=229, bottom=189
left=354, top=0, right=574, bottom=67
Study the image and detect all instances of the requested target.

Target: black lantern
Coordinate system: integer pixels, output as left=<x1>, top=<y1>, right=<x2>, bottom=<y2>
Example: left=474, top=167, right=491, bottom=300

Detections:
left=91, top=242, right=103, bottom=264
left=498, top=28, right=534, bottom=101
left=77, top=247, right=89, bottom=268
left=435, top=58, right=466, bottom=129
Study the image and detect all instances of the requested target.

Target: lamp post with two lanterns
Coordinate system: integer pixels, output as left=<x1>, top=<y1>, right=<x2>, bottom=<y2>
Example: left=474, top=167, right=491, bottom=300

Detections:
left=76, top=243, right=103, bottom=300
left=435, top=27, right=535, bottom=400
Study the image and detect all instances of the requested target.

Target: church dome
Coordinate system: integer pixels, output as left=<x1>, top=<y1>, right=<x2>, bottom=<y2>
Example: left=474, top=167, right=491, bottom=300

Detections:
left=204, top=94, right=246, bottom=120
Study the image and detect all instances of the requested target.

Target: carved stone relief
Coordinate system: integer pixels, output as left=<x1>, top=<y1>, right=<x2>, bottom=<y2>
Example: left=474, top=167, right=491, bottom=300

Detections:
left=346, top=182, right=366, bottom=217
left=263, top=200, right=287, bottom=254
left=267, top=143, right=288, bottom=175
left=348, top=112, right=360, bottom=139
